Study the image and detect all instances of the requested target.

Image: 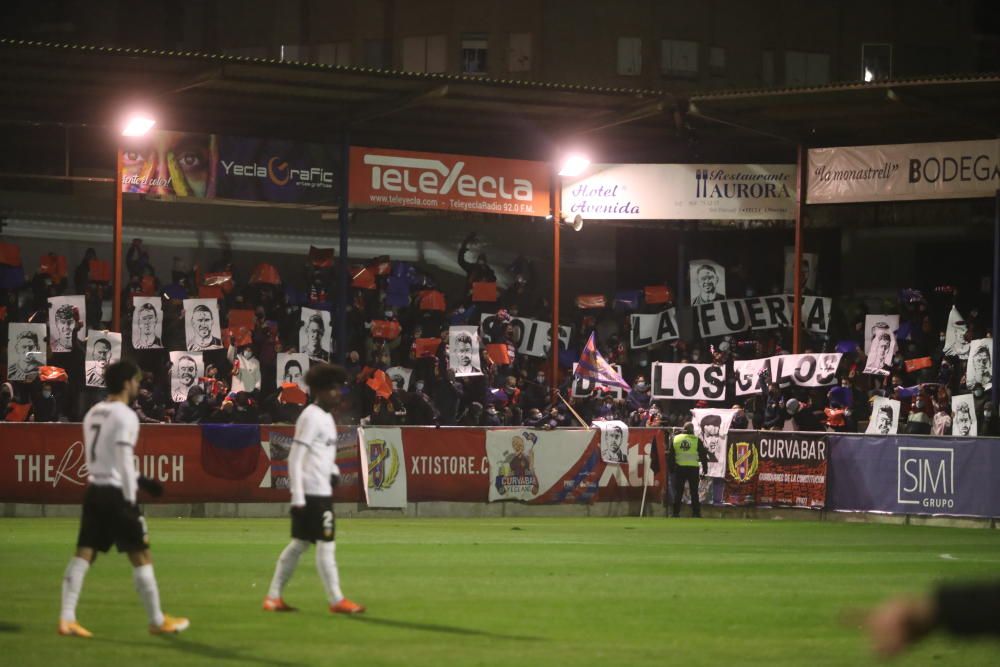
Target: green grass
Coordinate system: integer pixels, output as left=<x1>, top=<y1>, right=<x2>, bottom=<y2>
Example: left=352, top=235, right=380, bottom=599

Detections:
left=2, top=517, right=999, bottom=666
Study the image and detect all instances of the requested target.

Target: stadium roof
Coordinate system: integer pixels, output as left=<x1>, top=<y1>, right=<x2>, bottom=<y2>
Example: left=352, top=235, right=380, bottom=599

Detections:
left=1, top=38, right=999, bottom=169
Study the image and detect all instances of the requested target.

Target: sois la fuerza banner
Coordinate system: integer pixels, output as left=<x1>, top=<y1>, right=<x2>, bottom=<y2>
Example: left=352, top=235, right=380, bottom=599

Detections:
left=723, top=431, right=828, bottom=509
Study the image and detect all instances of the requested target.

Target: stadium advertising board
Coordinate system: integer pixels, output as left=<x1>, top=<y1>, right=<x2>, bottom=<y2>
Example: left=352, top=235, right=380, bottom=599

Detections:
left=808, top=139, right=1000, bottom=204
left=0, top=425, right=665, bottom=506
left=349, top=146, right=549, bottom=216
left=561, top=163, right=796, bottom=220
left=120, top=130, right=338, bottom=204
left=826, top=435, right=1000, bottom=518
left=723, top=431, right=828, bottom=509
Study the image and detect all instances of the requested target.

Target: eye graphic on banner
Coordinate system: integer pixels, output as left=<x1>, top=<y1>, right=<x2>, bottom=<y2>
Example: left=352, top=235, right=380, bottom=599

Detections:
left=966, top=338, right=993, bottom=390
left=300, top=307, right=332, bottom=362
left=863, top=315, right=898, bottom=376
left=132, top=296, right=164, bottom=349
left=85, top=332, right=122, bottom=388
left=6, top=323, right=46, bottom=382
left=449, top=326, right=482, bottom=377
left=866, top=396, right=901, bottom=436
left=48, top=295, right=86, bottom=353
left=692, top=408, right=737, bottom=478
left=951, top=394, right=978, bottom=437
left=689, top=260, right=726, bottom=306
left=170, top=351, right=204, bottom=403
left=943, top=306, right=970, bottom=359
left=183, top=298, right=223, bottom=351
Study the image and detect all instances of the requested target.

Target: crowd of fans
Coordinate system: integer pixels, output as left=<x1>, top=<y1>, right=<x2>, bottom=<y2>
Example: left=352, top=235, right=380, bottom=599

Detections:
left=0, top=231, right=995, bottom=436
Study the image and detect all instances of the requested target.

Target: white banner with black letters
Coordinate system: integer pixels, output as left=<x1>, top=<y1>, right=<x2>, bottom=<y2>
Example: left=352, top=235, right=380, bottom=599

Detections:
left=650, top=363, right=727, bottom=402
left=767, top=353, right=842, bottom=389
left=733, top=358, right=769, bottom=397
left=694, top=294, right=831, bottom=338
left=480, top=313, right=571, bottom=358
left=629, top=308, right=679, bottom=348
left=808, top=140, right=1000, bottom=204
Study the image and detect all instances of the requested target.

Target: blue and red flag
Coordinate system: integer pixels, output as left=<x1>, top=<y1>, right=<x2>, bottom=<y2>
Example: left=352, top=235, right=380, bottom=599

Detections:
left=575, top=333, right=631, bottom=391
left=200, top=424, right=263, bottom=480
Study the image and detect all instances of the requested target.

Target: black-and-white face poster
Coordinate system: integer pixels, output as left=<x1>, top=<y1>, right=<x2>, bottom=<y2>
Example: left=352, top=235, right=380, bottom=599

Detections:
left=689, top=260, right=726, bottom=305
left=48, top=295, right=86, bottom=353
left=768, top=353, right=842, bottom=388
left=85, top=331, right=122, bottom=388
left=594, top=420, right=629, bottom=465
left=449, top=326, right=482, bottom=377
left=184, top=298, right=223, bottom=352
left=277, top=352, right=309, bottom=393
left=951, top=394, right=977, bottom=437
left=300, top=307, right=332, bottom=362
left=629, top=309, right=679, bottom=348
left=783, top=249, right=818, bottom=293
left=691, top=408, right=737, bottom=478
left=966, top=338, right=993, bottom=390
left=386, top=366, right=413, bottom=392
left=6, top=322, right=46, bottom=382
left=651, top=362, right=727, bottom=401
left=571, top=362, right=625, bottom=400
left=132, top=296, right=164, bottom=349
left=943, top=306, right=969, bottom=359
left=865, top=396, right=900, bottom=436
left=170, top=350, right=204, bottom=403
left=733, top=358, right=768, bottom=397
left=863, top=316, right=898, bottom=376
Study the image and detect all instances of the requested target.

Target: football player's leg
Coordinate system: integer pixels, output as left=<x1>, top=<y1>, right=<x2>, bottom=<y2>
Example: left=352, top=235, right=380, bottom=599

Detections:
left=315, top=541, right=343, bottom=604
left=129, top=550, right=164, bottom=627
left=267, top=539, right=309, bottom=601
left=59, top=548, right=94, bottom=635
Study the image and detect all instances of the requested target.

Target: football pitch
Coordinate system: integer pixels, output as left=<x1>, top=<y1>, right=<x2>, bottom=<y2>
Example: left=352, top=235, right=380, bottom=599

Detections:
left=2, top=517, right=999, bottom=666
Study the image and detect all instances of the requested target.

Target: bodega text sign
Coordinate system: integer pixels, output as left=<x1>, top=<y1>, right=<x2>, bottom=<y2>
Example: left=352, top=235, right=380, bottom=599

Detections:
left=651, top=363, right=726, bottom=401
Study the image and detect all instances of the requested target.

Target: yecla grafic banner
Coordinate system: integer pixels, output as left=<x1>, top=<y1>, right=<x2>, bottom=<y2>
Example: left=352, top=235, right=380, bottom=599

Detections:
left=85, top=331, right=122, bottom=388
left=120, top=130, right=337, bottom=204
left=826, top=434, right=1000, bottom=518
left=723, top=431, right=828, bottom=509
left=349, top=146, right=550, bottom=216
left=560, top=163, right=796, bottom=220
left=358, top=427, right=408, bottom=509
left=808, top=139, right=1000, bottom=204
left=630, top=308, right=679, bottom=348
left=487, top=429, right=592, bottom=502
left=694, top=294, right=832, bottom=338
left=480, top=313, right=571, bottom=358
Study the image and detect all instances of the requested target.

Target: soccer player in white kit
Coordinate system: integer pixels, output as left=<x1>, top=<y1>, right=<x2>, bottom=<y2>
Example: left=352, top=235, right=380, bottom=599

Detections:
left=58, top=360, right=190, bottom=637
left=263, top=363, right=365, bottom=614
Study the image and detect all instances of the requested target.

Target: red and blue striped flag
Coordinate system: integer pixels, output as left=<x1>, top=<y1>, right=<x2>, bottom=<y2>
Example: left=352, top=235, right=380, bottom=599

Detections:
left=575, top=333, right=631, bottom=391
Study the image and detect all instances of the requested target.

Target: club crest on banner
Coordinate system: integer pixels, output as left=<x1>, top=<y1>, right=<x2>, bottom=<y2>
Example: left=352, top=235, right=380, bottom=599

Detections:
left=728, top=440, right=759, bottom=484
left=367, top=438, right=401, bottom=491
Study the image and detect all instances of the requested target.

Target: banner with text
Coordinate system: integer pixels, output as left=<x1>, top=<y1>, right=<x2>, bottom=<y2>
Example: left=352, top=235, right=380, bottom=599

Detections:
left=808, top=140, right=1000, bottom=204
left=826, top=435, right=1000, bottom=517
left=480, top=313, right=572, bottom=358
left=723, top=431, right=828, bottom=509
left=630, top=309, right=679, bottom=348
left=561, top=163, right=796, bottom=220
left=120, top=130, right=338, bottom=203
left=694, top=295, right=832, bottom=338
left=350, top=146, right=549, bottom=216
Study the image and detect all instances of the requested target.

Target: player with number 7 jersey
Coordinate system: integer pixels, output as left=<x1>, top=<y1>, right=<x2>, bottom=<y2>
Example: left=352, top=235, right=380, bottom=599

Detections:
left=263, top=362, right=365, bottom=615
left=57, top=360, right=190, bottom=638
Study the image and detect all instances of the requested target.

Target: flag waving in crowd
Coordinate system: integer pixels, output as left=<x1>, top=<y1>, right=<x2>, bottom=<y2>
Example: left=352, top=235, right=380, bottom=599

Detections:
left=575, top=333, right=631, bottom=391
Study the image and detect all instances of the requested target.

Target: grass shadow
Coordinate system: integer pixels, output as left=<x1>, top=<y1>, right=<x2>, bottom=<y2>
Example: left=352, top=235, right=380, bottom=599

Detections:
left=95, top=635, right=297, bottom=667
left=347, top=615, right=543, bottom=642
left=0, top=621, right=22, bottom=633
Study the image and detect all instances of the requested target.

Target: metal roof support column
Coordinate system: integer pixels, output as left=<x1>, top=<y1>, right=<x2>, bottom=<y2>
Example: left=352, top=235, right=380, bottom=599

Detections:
left=792, top=143, right=806, bottom=354
left=336, top=129, right=350, bottom=365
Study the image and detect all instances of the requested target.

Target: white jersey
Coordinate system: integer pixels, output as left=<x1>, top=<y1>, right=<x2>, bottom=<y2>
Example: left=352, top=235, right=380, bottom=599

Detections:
left=82, top=400, right=140, bottom=502
left=289, top=404, right=340, bottom=506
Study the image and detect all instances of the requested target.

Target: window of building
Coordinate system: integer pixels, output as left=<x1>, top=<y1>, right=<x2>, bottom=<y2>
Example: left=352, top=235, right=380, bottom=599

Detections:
left=785, top=51, right=830, bottom=86
left=761, top=50, right=775, bottom=86
left=508, top=32, right=532, bottom=72
left=660, top=39, right=698, bottom=76
left=316, top=42, right=352, bottom=67
left=363, top=39, right=385, bottom=69
left=709, top=46, right=726, bottom=73
left=862, top=43, right=893, bottom=82
left=402, top=35, right=447, bottom=73
left=617, top=37, right=642, bottom=76
left=461, top=33, right=488, bottom=74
